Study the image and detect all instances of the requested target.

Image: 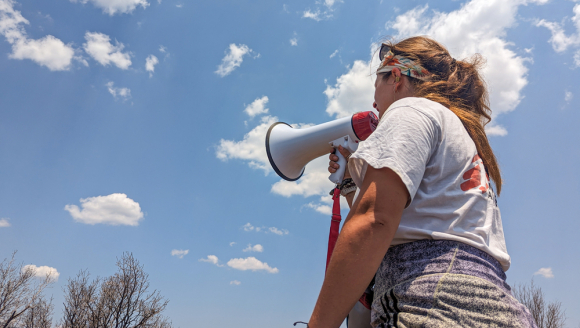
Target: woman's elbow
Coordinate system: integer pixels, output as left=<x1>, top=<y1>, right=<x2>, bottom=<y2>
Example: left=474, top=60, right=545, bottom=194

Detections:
left=353, top=204, right=400, bottom=233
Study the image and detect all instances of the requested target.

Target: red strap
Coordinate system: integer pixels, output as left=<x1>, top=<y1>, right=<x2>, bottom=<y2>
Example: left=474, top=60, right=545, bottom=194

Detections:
left=326, top=187, right=342, bottom=270
left=326, top=187, right=372, bottom=310
left=359, top=290, right=373, bottom=309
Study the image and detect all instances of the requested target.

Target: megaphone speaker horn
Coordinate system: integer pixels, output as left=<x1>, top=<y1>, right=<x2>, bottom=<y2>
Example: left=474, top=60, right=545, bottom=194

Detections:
left=265, top=122, right=304, bottom=181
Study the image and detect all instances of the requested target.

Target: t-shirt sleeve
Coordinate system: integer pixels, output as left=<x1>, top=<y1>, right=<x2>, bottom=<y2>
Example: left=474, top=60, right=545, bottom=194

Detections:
left=349, top=105, right=440, bottom=206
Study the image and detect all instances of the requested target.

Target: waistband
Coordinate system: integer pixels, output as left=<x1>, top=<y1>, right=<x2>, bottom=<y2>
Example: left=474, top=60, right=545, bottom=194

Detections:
left=374, top=239, right=512, bottom=297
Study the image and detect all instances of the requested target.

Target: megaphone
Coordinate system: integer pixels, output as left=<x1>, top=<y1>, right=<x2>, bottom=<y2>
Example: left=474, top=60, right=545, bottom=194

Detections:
left=266, top=111, right=378, bottom=328
left=265, top=111, right=378, bottom=184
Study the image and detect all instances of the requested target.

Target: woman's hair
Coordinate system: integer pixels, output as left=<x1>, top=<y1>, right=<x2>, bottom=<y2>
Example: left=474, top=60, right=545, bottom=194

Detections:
left=383, top=36, right=502, bottom=195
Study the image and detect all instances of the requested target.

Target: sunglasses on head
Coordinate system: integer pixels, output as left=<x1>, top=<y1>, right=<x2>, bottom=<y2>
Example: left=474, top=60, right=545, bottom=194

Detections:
left=379, top=43, right=392, bottom=60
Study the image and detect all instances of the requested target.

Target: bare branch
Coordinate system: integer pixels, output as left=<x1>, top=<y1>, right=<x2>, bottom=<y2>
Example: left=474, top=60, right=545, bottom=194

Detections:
left=0, top=252, right=55, bottom=328
left=20, top=296, right=54, bottom=328
left=60, top=253, right=171, bottom=328
left=513, top=279, right=566, bottom=328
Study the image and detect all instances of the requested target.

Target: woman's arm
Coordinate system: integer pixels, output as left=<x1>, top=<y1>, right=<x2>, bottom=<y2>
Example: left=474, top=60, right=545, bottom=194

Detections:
left=308, top=166, right=409, bottom=328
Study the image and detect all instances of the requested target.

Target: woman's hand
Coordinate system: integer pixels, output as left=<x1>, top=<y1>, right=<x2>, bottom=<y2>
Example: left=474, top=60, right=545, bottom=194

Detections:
left=328, top=145, right=352, bottom=179
left=328, top=145, right=355, bottom=208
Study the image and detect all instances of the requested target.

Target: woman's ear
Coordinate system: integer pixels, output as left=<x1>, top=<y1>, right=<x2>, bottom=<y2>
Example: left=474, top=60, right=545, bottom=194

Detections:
left=392, top=67, right=402, bottom=91
left=392, top=67, right=401, bottom=79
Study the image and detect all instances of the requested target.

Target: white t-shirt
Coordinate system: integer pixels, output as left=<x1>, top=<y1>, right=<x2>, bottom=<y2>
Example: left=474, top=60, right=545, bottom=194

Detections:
left=349, top=97, right=510, bottom=271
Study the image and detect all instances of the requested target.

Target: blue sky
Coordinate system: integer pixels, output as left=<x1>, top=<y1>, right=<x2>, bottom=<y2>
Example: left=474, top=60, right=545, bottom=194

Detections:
left=1, top=0, right=579, bottom=327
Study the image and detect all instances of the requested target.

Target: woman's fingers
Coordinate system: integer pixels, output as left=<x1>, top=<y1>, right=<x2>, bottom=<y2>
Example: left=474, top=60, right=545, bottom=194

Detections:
left=328, top=146, right=351, bottom=173
left=328, top=159, right=340, bottom=173
left=328, top=153, right=339, bottom=162
left=337, top=145, right=352, bottom=159
left=328, top=148, right=339, bottom=173
left=328, top=146, right=353, bottom=175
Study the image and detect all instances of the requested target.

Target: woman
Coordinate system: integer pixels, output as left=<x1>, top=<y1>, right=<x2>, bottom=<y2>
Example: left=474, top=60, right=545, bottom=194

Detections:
left=307, top=37, right=536, bottom=327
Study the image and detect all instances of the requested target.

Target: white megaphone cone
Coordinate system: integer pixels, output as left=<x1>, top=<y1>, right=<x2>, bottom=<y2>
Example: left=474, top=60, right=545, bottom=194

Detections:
left=265, top=111, right=378, bottom=184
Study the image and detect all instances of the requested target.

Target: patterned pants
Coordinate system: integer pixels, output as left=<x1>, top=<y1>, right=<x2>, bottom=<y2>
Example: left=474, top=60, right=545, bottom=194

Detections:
left=371, top=240, right=537, bottom=328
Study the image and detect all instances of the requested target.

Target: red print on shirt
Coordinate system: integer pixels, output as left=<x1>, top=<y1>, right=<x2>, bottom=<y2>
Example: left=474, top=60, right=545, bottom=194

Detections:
left=461, top=155, right=489, bottom=193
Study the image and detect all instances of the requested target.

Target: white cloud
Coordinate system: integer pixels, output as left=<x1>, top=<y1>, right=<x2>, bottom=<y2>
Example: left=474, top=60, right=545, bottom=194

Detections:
left=70, top=0, right=149, bottom=15
left=302, top=0, right=341, bottom=21
left=145, top=54, right=158, bottom=77
left=243, top=223, right=255, bottom=231
left=215, top=43, right=257, bottom=77
left=199, top=255, right=223, bottom=267
left=216, top=115, right=277, bottom=173
left=565, top=90, right=573, bottom=103
left=10, top=36, right=77, bottom=70
left=171, top=249, right=189, bottom=259
left=227, top=257, right=279, bottom=273
left=64, top=193, right=143, bottom=226
left=0, top=0, right=75, bottom=71
left=484, top=125, right=508, bottom=136
left=83, top=32, right=132, bottom=69
left=158, top=45, right=170, bottom=60
left=323, top=59, right=376, bottom=119
left=243, top=244, right=264, bottom=252
left=230, top=280, right=241, bottom=285
left=535, top=20, right=579, bottom=52
left=304, top=202, right=332, bottom=215
left=330, top=49, right=339, bottom=58
left=106, top=81, right=131, bottom=101
left=303, top=9, right=324, bottom=21
left=534, top=267, right=554, bottom=278
left=289, top=32, right=298, bottom=47
left=229, top=242, right=236, bottom=246
left=23, top=265, right=59, bottom=281
left=575, top=50, right=580, bottom=67
left=0, top=218, right=10, bottom=227
left=323, top=0, right=341, bottom=9
left=244, top=96, right=269, bottom=118
left=535, top=4, right=580, bottom=53
left=268, top=227, right=289, bottom=235
left=242, top=223, right=288, bottom=235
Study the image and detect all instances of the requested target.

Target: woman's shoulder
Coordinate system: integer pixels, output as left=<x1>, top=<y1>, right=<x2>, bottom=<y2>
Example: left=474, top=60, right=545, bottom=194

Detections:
left=388, top=97, right=461, bottom=130
left=390, top=97, right=448, bottom=116
left=384, top=97, right=445, bottom=127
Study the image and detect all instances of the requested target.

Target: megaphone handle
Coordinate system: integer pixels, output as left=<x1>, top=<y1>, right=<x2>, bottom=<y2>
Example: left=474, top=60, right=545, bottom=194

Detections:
left=329, top=148, right=347, bottom=184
